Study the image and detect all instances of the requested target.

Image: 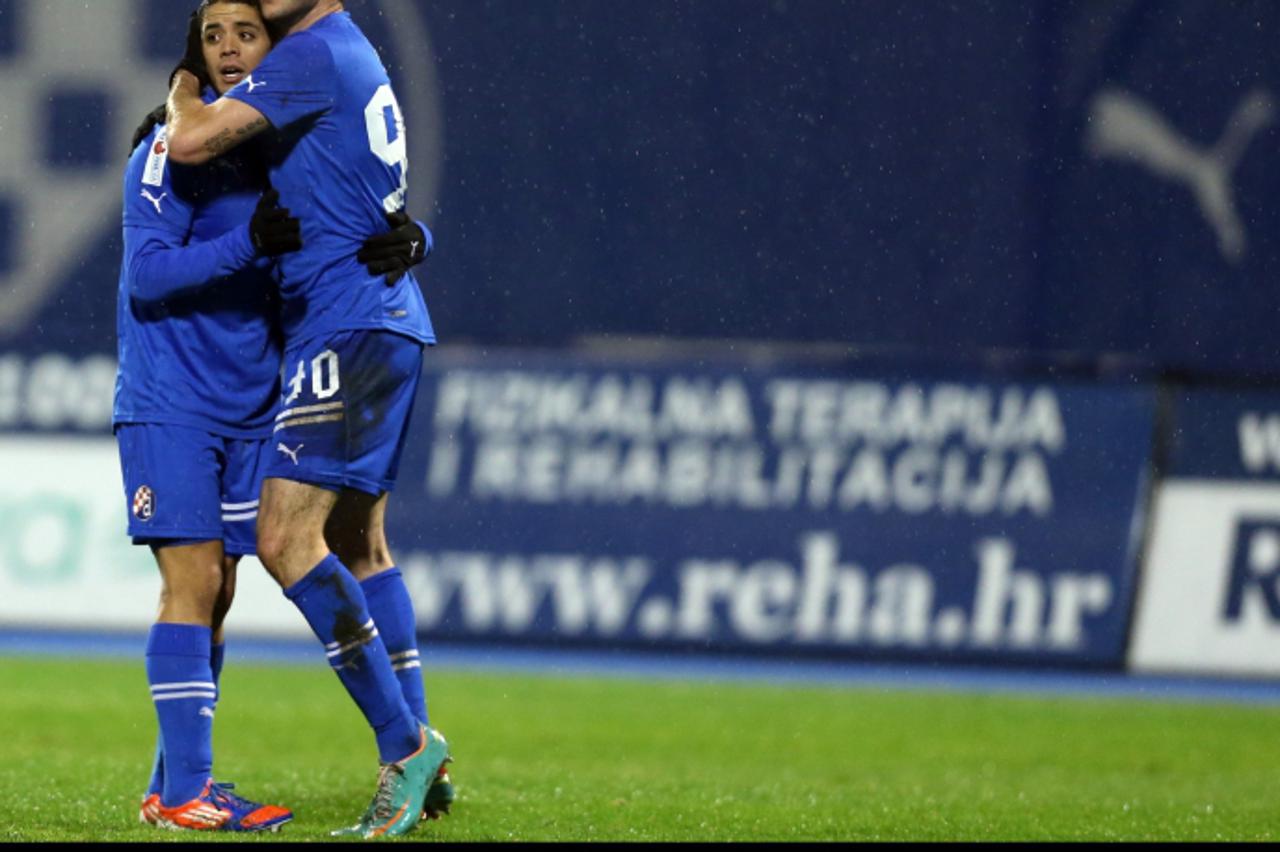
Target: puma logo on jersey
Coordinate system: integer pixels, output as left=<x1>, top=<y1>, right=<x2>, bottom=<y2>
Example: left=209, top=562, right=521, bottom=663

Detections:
left=141, top=190, right=167, bottom=213
left=276, top=443, right=304, bottom=465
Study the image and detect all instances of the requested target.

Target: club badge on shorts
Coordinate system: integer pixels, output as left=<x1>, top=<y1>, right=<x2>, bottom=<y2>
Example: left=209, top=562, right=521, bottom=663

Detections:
left=132, top=485, right=155, bottom=521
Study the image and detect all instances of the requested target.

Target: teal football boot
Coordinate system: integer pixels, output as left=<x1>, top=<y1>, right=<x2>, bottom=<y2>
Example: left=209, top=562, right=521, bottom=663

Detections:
left=331, top=725, right=450, bottom=839
left=422, top=757, right=456, bottom=820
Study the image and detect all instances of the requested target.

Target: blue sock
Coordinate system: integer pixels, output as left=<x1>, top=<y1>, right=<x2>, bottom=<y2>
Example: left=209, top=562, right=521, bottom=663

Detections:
left=145, top=737, right=164, bottom=798
left=146, top=624, right=215, bottom=807
left=285, top=554, right=420, bottom=763
left=145, top=640, right=226, bottom=798
left=211, top=641, right=226, bottom=690
left=361, top=568, right=429, bottom=726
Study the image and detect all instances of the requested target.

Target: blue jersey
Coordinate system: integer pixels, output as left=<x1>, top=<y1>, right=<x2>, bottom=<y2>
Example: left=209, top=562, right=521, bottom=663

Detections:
left=114, top=118, right=282, bottom=439
left=225, top=11, right=434, bottom=349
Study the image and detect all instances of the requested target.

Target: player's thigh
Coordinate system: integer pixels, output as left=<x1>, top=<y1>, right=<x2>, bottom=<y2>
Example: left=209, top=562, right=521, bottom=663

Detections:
left=220, top=555, right=240, bottom=593
left=214, top=555, right=240, bottom=620
left=269, top=330, right=424, bottom=497
left=210, top=553, right=239, bottom=639
left=256, top=476, right=340, bottom=583
left=325, top=489, right=391, bottom=579
left=115, top=423, right=226, bottom=548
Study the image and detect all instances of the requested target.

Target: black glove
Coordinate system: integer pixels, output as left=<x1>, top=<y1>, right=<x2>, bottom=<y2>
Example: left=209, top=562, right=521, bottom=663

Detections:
left=250, top=189, right=303, bottom=257
left=131, top=103, right=168, bottom=154
left=357, top=211, right=431, bottom=285
left=169, top=10, right=211, bottom=91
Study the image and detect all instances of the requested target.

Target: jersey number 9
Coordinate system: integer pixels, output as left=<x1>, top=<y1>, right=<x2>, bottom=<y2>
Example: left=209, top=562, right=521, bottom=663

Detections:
left=365, top=85, right=409, bottom=213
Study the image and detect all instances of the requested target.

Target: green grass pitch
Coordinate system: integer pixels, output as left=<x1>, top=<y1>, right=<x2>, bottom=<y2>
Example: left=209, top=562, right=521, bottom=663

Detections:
left=0, top=655, right=1277, bottom=842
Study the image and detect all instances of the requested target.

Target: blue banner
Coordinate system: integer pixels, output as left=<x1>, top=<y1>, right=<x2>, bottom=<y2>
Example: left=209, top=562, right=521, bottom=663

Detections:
left=1125, top=387, right=1280, bottom=677
left=1167, top=389, right=1280, bottom=480
left=387, top=352, right=1155, bottom=667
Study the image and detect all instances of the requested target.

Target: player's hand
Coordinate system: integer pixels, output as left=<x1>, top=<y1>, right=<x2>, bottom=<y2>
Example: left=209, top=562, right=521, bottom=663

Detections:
left=131, top=104, right=168, bottom=155
left=357, top=211, right=432, bottom=286
left=250, top=189, right=303, bottom=257
left=170, top=68, right=204, bottom=93
left=169, top=10, right=211, bottom=92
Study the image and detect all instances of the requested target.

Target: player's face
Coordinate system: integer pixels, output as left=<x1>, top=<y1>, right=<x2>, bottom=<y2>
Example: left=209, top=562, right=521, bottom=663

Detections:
left=201, top=3, right=271, bottom=95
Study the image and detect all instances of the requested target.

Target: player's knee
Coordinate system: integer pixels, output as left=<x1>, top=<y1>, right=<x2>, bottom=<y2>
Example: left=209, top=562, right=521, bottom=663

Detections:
left=256, top=522, right=288, bottom=573
left=255, top=520, right=319, bottom=585
left=160, top=559, right=224, bottom=611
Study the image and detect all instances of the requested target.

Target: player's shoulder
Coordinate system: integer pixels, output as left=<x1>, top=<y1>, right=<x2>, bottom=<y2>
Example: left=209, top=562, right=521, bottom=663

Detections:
left=237, top=24, right=337, bottom=95
left=126, top=123, right=170, bottom=186
left=272, top=23, right=339, bottom=67
left=300, top=12, right=382, bottom=68
left=128, top=122, right=162, bottom=162
left=123, top=121, right=203, bottom=223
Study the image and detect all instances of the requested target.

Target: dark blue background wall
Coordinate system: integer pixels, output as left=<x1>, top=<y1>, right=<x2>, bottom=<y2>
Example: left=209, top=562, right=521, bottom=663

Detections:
left=4, top=0, right=1279, bottom=378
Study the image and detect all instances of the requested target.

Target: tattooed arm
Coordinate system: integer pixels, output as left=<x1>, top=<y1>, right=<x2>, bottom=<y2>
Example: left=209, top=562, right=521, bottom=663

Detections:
left=165, top=69, right=270, bottom=165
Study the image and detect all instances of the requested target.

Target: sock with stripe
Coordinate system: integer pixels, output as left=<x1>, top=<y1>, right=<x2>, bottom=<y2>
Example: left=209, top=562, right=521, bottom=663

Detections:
left=360, top=567, right=428, bottom=726
left=145, top=640, right=226, bottom=799
left=146, top=623, right=215, bottom=807
left=285, top=554, right=420, bottom=763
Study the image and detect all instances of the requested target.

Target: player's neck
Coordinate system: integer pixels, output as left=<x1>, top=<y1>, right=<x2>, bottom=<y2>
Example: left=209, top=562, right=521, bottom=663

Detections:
left=276, top=0, right=343, bottom=39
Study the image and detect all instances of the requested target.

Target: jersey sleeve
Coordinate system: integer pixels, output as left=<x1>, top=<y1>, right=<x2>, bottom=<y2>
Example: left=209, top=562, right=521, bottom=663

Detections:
left=122, top=126, right=259, bottom=304
left=222, top=30, right=337, bottom=129
left=124, top=223, right=258, bottom=305
left=122, top=127, right=196, bottom=236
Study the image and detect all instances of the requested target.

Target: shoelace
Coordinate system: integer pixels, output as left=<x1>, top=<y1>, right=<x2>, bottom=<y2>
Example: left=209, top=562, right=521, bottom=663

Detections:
left=370, top=763, right=406, bottom=821
left=209, top=783, right=256, bottom=814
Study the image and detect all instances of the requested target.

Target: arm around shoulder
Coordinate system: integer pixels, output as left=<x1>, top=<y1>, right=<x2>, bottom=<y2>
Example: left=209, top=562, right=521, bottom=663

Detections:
left=166, top=71, right=271, bottom=165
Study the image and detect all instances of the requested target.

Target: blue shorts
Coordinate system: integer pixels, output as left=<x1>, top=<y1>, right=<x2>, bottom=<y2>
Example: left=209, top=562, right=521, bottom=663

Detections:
left=115, top=423, right=269, bottom=555
left=267, top=330, right=424, bottom=496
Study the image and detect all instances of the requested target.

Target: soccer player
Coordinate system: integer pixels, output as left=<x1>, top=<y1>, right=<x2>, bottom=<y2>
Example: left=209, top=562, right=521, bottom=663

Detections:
left=164, top=0, right=450, bottom=838
left=117, top=0, right=431, bottom=833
